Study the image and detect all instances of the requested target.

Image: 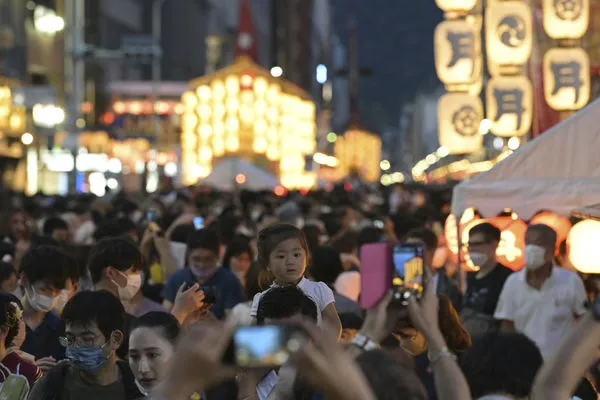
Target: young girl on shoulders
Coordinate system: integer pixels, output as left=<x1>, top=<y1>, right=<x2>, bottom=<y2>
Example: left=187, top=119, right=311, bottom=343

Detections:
left=250, top=224, right=342, bottom=338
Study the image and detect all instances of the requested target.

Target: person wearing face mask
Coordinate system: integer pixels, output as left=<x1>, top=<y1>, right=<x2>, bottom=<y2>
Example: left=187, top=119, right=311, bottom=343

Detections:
left=121, top=267, right=167, bottom=318
left=19, top=246, right=72, bottom=371
left=88, top=237, right=146, bottom=360
left=461, top=223, right=513, bottom=337
left=162, top=229, right=244, bottom=320
left=494, top=224, right=588, bottom=359
left=29, top=291, right=143, bottom=400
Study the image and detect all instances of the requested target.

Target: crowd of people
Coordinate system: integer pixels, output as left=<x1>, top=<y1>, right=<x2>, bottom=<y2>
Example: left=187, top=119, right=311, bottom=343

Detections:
left=0, top=184, right=596, bottom=399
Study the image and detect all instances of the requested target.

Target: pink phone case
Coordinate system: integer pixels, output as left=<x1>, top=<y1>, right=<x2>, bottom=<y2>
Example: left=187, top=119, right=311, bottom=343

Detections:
left=359, top=242, right=393, bottom=309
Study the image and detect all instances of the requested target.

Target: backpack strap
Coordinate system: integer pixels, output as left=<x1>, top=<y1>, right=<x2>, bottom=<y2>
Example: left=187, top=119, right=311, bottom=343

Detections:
left=116, top=360, right=143, bottom=400
left=40, top=361, right=71, bottom=400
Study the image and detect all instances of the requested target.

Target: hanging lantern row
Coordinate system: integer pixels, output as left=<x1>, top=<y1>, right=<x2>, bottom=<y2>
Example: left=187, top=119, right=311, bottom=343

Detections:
left=542, top=0, right=591, bottom=111
left=433, top=4, right=483, bottom=155
left=484, top=0, right=533, bottom=138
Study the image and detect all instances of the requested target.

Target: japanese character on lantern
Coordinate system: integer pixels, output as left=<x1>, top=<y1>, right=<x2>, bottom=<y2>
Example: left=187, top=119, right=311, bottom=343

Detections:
left=486, top=76, right=533, bottom=137
left=493, top=88, right=526, bottom=131
left=550, top=61, right=584, bottom=102
left=435, top=20, right=482, bottom=86
left=447, top=31, right=475, bottom=73
left=543, top=48, right=590, bottom=110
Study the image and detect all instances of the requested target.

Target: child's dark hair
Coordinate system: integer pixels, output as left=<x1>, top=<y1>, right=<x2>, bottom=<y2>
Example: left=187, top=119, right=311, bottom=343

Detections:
left=0, top=262, right=16, bottom=286
left=256, top=286, right=318, bottom=325
left=131, top=311, right=180, bottom=344
left=257, top=224, right=311, bottom=269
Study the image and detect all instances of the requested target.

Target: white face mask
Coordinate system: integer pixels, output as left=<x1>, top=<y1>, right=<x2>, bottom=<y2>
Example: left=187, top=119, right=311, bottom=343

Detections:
left=131, top=210, right=144, bottom=224
left=524, top=244, right=547, bottom=270
left=469, top=252, right=489, bottom=268
left=250, top=209, right=262, bottom=222
left=113, top=271, right=142, bottom=301
left=53, top=290, right=70, bottom=315
left=25, top=285, right=57, bottom=313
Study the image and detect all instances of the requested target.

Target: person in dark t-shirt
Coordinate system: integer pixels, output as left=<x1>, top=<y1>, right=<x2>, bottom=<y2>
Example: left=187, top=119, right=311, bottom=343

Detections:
left=20, top=246, right=72, bottom=370
left=462, top=223, right=513, bottom=337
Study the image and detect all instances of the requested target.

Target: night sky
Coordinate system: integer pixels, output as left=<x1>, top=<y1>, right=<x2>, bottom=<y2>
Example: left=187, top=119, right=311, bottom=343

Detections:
left=332, top=0, right=443, bottom=133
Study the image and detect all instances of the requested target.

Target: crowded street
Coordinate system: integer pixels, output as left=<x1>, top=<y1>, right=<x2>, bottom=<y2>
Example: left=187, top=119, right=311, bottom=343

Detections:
left=0, top=0, right=600, bottom=399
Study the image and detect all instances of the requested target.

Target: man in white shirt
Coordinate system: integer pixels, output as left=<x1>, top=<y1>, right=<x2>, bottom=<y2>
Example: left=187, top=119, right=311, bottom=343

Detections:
left=494, top=224, right=587, bottom=359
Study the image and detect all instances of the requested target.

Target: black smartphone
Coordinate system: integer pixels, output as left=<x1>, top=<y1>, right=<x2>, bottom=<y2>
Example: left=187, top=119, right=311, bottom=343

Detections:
left=199, top=286, right=217, bottom=304
left=391, top=244, right=425, bottom=307
left=223, top=325, right=302, bottom=368
left=183, top=282, right=218, bottom=304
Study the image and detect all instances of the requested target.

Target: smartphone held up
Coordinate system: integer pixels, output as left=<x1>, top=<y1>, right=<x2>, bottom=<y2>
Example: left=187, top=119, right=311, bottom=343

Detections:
left=193, top=216, right=204, bottom=230
left=359, top=242, right=425, bottom=309
left=224, top=325, right=303, bottom=368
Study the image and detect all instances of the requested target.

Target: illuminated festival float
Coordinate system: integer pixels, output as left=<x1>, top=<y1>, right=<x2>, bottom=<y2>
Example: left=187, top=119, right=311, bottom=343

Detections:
left=180, top=55, right=316, bottom=190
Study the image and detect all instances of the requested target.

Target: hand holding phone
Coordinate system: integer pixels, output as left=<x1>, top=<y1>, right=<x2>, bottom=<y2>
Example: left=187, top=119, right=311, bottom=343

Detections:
left=182, top=282, right=218, bottom=304
left=359, top=242, right=425, bottom=309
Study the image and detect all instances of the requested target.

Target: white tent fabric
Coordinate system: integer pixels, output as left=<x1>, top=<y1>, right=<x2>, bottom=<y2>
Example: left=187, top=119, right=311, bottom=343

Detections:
left=452, top=97, right=600, bottom=219
left=200, top=157, right=280, bottom=190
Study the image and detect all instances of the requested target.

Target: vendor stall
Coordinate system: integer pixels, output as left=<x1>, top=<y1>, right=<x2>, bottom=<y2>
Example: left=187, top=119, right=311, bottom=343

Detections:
left=452, top=97, right=600, bottom=219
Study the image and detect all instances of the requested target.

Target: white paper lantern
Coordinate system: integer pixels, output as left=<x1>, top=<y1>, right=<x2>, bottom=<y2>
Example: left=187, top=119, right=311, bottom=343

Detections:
left=568, top=219, right=600, bottom=273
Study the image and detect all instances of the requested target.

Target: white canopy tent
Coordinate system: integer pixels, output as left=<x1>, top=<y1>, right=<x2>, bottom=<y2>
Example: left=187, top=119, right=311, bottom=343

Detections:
left=200, top=157, right=280, bottom=191
left=452, top=97, right=600, bottom=220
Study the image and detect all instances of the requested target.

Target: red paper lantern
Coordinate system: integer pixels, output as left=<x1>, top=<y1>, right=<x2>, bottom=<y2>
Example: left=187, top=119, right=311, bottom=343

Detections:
left=530, top=211, right=572, bottom=246
left=488, top=216, right=528, bottom=271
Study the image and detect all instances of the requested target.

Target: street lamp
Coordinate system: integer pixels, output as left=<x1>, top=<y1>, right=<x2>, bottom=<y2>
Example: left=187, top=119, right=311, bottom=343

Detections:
left=270, top=66, right=283, bottom=78
left=21, top=132, right=34, bottom=146
left=32, top=104, right=65, bottom=128
left=33, top=5, right=65, bottom=35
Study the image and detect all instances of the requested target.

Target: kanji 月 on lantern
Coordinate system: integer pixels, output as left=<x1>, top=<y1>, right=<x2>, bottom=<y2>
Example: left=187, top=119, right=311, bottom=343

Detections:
left=568, top=219, right=600, bottom=274
left=485, top=1, right=533, bottom=68
left=435, top=0, right=478, bottom=13
left=530, top=211, right=572, bottom=246
left=488, top=216, right=528, bottom=271
left=434, top=19, right=483, bottom=86
left=543, top=0, right=589, bottom=39
left=543, top=48, right=590, bottom=111
left=486, top=75, right=533, bottom=137
left=437, top=93, right=484, bottom=155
